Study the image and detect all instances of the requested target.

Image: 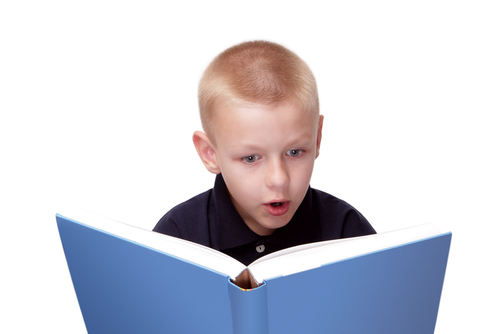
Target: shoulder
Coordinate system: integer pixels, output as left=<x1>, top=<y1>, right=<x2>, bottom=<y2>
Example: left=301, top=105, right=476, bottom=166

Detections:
left=310, top=188, right=362, bottom=218
left=311, top=188, right=376, bottom=238
left=311, top=188, right=354, bottom=210
left=153, top=189, right=213, bottom=245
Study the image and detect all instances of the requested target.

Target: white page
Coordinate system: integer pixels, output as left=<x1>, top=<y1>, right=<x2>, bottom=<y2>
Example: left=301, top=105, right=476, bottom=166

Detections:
left=58, top=208, right=246, bottom=279
left=248, top=224, right=442, bottom=283
left=58, top=208, right=443, bottom=284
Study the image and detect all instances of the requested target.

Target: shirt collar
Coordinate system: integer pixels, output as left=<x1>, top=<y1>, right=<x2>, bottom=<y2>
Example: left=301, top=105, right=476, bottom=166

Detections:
left=212, top=173, right=319, bottom=250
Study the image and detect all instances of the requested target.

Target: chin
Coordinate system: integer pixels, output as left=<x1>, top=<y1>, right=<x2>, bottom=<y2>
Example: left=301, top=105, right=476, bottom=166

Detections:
left=264, top=214, right=293, bottom=230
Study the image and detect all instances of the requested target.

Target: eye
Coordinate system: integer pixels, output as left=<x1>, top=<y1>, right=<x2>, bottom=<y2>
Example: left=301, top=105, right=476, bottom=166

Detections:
left=286, top=149, right=303, bottom=158
left=242, top=155, right=260, bottom=164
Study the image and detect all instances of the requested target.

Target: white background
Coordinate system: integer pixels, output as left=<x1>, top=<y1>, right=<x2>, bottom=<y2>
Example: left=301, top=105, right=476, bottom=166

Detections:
left=1, top=1, right=499, bottom=332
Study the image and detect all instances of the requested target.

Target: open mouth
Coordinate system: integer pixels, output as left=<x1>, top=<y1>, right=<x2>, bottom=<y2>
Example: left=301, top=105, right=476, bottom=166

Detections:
left=265, top=201, right=290, bottom=216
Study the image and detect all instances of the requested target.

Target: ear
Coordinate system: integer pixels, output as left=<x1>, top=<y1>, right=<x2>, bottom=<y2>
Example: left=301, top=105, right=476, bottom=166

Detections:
left=193, top=131, right=221, bottom=174
left=315, top=115, right=324, bottom=159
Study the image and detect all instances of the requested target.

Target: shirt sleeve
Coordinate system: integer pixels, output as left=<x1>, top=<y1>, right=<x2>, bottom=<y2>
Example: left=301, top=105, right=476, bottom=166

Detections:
left=153, top=214, right=183, bottom=238
left=312, top=188, right=376, bottom=240
left=152, top=189, right=213, bottom=247
left=340, top=208, right=376, bottom=238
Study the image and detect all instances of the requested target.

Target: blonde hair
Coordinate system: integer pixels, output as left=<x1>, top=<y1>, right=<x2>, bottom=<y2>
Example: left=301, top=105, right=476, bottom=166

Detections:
left=198, top=41, right=319, bottom=138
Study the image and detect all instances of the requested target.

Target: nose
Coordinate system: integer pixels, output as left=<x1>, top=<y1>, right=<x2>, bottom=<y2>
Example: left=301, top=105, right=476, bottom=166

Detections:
left=266, top=158, right=290, bottom=189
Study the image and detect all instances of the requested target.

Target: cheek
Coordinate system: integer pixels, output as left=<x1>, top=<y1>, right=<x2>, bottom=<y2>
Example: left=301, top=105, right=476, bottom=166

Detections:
left=223, top=168, right=260, bottom=199
left=292, top=159, right=315, bottom=182
left=289, top=163, right=315, bottom=197
left=227, top=180, right=262, bottom=213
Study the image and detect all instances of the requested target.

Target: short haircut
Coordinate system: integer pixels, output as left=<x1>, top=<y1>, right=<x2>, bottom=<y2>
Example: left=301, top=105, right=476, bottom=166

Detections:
left=198, top=40, right=319, bottom=139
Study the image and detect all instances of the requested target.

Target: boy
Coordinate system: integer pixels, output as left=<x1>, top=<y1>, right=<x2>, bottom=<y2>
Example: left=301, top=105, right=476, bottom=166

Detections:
left=154, top=41, right=375, bottom=265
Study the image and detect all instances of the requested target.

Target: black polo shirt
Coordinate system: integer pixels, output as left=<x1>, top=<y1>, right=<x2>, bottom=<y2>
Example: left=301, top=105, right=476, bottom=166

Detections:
left=154, top=174, right=375, bottom=266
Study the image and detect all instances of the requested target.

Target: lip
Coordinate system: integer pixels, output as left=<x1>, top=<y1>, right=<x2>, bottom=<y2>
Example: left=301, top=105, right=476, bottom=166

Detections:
left=264, top=200, right=290, bottom=216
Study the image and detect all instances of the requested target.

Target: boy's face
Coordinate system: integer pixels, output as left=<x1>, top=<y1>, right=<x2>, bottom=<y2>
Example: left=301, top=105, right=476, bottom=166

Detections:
left=209, top=102, right=323, bottom=236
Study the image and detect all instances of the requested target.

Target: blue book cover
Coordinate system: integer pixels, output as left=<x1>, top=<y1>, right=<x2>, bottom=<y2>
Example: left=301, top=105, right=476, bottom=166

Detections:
left=56, top=209, right=451, bottom=334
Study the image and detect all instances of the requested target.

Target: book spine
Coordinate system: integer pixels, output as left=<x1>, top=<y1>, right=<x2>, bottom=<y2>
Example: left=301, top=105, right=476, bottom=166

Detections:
left=228, top=279, right=268, bottom=334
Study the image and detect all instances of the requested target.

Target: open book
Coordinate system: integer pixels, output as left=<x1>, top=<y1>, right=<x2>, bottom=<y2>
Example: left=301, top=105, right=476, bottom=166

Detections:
left=56, top=208, right=451, bottom=334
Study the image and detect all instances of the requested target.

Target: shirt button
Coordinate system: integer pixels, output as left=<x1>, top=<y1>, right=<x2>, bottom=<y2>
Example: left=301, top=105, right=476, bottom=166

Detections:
left=256, top=244, right=265, bottom=253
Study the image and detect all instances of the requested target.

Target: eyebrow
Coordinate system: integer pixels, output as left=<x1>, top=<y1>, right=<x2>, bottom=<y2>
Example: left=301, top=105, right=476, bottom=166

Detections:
left=228, top=133, right=315, bottom=152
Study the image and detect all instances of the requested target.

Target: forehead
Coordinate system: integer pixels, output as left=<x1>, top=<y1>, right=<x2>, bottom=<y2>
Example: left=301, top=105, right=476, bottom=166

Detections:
left=212, top=102, right=318, bottom=150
